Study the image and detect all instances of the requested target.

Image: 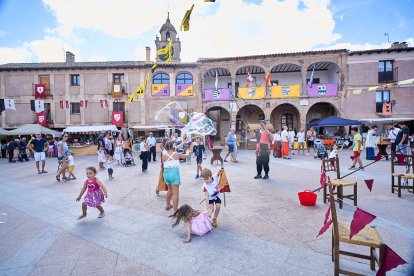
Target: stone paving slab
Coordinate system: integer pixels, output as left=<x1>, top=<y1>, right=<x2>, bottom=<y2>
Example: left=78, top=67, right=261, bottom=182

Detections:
left=0, top=150, right=413, bottom=275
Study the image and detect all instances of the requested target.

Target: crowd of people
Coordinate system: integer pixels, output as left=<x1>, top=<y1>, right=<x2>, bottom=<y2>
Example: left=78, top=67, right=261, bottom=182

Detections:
left=2, top=121, right=413, bottom=244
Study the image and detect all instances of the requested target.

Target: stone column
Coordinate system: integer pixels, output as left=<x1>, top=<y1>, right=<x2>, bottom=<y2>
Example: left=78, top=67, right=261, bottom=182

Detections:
left=80, top=73, right=85, bottom=125
left=65, top=73, right=71, bottom=126
left=301, top=65, right=308, bottom=97
left=170, top=73, right=176, bottom=97
left=0, top=75, right=5, bottom=127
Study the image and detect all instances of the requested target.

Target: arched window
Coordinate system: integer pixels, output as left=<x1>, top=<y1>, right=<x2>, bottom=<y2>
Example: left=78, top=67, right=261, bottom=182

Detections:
left=166, top=32, right=170, bottom=41
left=176, top=73, right=193, bottom=84
left=153, top=73, right=170, bottom=84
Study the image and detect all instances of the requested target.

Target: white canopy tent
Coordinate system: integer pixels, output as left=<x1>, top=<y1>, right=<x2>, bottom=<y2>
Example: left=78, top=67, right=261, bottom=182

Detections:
left=63, top=125, right=119, bottom=133
left=8, top=124, right=55, bottom=135
left=131, top=125, right=172, bottom=131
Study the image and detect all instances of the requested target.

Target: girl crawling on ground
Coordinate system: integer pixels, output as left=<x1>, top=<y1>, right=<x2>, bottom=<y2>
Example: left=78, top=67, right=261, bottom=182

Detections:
left=169, top=204, right=213, bottom=243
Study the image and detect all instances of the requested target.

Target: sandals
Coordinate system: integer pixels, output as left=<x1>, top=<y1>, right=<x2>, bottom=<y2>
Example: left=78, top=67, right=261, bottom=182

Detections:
left=78, top=214, right=87, bottom=219
left=56, top=175, right=60, bottom=182
left=38, top=171, right=42, bottom=174
left=165, top=205, right=172, bottom=211
left=41, top=170, right=48, bottom=174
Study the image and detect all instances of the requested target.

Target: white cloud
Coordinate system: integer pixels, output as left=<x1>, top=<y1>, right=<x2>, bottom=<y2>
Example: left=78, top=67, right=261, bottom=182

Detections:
left=0, top=47, right=32, bottom=64
left=0, top=36, right=78, bottom=64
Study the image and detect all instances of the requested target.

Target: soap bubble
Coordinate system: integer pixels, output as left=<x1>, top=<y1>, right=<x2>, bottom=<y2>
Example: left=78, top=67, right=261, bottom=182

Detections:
left=0, top=213, right=8, bottom=224
left=154, top=102, right=189, bottom=127
left=182, top=112, right=217, bottom=136
left=154, top=103, right=217, bottom=136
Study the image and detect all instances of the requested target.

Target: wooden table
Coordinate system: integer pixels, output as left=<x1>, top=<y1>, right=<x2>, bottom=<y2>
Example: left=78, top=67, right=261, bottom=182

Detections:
left=376, top=143, right=389, bottom=160
left=210, top=148, right=223, bottom=165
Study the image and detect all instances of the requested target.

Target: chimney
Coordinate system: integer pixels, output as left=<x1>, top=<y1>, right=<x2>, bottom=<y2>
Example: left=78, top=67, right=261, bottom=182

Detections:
left=66, top=51, right=75, bottom=62
left=145, top=47, right=151, bottom=63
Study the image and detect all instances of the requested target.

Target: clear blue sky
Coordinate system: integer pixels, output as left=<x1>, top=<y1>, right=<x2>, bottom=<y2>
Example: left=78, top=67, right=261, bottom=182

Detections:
left=0, top=0, right=413, bottom=63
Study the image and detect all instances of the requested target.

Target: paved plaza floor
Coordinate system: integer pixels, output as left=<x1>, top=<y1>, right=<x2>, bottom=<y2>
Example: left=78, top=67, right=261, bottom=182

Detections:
left=0, top=149, right=413, bottom=275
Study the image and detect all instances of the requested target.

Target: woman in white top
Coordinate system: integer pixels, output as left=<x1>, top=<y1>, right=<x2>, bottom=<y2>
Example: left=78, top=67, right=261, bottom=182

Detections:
left=114, top=136, right=124, bottom=164
left=162, top=142, right=188, bottom=212
left=273, top=130, right=282, bottom=158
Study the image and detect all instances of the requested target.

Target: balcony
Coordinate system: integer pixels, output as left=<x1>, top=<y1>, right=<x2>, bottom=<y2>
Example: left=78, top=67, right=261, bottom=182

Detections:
left=306, top=83, right=338, bottom=97
left=204, top=88, right=231, bottom=101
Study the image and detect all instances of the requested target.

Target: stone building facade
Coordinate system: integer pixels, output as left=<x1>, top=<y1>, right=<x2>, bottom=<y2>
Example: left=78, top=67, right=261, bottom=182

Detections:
left=0, top=16, right=413, bottom=141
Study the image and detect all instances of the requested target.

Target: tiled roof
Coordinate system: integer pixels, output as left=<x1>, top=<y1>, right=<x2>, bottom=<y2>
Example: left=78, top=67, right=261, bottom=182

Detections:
left=0, top=61, right=197, bottom=71
left=197, top=49, right=348, bottom=62
left=349, top=47, right=414, bottom=55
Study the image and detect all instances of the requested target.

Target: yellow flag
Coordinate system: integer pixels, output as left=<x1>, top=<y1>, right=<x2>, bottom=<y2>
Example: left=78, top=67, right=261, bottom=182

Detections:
left=156, top=40, right=173, bottom=62
left=398, top=78, right=414, bottom=85
left=136, top=85, right=144, bottom=100
left=151, top=62, right=158, bottom=73
left=180, top=4, right=194, bottom=31
left=368, top=86, right=379, bottom=91
left=128, top=93, right=135, bottom=103
left=144, top=73, right=150, bottom=90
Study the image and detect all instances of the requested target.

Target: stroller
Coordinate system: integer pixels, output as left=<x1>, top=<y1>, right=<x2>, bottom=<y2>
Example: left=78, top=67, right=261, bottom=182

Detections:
left=314, top=139, right=328, bottom=159
left=122, top=151, right=136, bottom=167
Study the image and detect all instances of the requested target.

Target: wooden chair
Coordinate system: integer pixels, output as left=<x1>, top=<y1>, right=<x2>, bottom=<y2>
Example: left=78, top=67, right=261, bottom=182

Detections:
left=329, top=184, right=385, bottom=275
left=323, top=156, right=358, bottom=209
left=391, top=153, right=414, bottom=197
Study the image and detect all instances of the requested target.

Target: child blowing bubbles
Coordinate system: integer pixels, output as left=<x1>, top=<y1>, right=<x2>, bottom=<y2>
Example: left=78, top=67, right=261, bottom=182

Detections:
left=202, top=168, right=223, bottom=227
left=76, top=167, right=108, bottom=219
left=169, top=204, right=213, bottom=243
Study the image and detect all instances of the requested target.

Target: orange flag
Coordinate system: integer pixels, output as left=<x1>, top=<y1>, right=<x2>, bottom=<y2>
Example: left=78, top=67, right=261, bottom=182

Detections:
left=157, top=168, right=168, bottom=192
left=218, top=170, right=231, bottom=193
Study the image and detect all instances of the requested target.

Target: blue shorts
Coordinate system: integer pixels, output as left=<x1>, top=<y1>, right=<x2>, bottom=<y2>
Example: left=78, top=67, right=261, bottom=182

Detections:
left=228, top=144, right=234, bottom=152
left=163, top=167, right=181, bottom=185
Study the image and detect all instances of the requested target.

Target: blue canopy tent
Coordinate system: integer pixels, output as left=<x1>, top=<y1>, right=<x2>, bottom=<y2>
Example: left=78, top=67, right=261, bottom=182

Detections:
left=307, top=116, right=361, bottom=127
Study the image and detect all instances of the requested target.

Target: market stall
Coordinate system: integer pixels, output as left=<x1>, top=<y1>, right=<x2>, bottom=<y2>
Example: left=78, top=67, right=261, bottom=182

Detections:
left=63, top=125, right=120, bottom=155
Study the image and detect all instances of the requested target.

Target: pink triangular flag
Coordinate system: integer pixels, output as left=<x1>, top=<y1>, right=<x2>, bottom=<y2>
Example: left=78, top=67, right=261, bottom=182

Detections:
left=350, top=208, right=376, bottom=239
left=324, top=206, right=331, bottom=225
left=316, top=219, right=332, bottom=238
left=364, top=179, right=374, bottom=192
left=320, top=170, right=327, bottom=188
left=374, top=155, right=381, bottom=161
left=376, top=245, right=407, bottom=276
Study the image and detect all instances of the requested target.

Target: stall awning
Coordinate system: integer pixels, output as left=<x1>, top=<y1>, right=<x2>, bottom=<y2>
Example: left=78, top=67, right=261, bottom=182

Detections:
left=8, top=124, right=55, bottom=135
left=0, top=128, right=10, bottom=136
left=63, top=125, right=119, bottom=133
left=247, top=123, right=274, bottom=131
left=359, top=118, right=414, bottom=124
left=131, top=125, right=172, bottom=130
left=307, top=116, right=361, bottom=127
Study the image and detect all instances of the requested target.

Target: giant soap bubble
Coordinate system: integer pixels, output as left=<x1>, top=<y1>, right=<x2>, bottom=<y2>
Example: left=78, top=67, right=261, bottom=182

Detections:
left=154, top=102, right=216, bottom=136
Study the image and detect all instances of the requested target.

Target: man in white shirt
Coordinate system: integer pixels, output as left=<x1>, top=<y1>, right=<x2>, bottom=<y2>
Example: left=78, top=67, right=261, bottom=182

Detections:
left=296, top=129, right=305, bottom=155
left=281, top=126, right=291, bottom=159
left=288, top=129, right=295, bottom=150
left=146, top=132, right=157, bottom=162
left=387, top=124, right=400, bottom=154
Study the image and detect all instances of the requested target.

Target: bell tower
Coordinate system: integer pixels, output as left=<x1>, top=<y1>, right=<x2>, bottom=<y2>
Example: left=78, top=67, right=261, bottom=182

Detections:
left=155, top=13, right=181, bottom=62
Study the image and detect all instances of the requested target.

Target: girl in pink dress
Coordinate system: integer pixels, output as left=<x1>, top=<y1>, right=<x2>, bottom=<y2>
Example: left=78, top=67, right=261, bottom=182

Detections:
left=76, top=166, right=108, bottom=219
left=169, top=204, right=213, bottom=243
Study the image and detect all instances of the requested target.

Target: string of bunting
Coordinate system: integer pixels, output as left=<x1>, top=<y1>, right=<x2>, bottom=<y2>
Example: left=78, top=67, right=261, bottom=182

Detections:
left=345, top=77, right=414, bottom=98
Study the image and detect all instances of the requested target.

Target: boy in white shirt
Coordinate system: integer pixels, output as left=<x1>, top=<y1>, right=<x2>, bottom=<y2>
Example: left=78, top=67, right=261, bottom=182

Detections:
left=66, top=150, right=76, bottom=180
left=201, top=168, right=224, bottom=228
left=296, top=129, right=305, bottom=155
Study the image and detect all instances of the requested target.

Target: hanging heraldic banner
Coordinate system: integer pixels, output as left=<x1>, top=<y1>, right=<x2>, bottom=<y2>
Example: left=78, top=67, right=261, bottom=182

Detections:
left=112, top=83, right=122, bottom=98
left=112, top=111, right=123, bottom=126
left=36, top=112, right=47, bottom=126
left=34, top=84, right=47, bottom=98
